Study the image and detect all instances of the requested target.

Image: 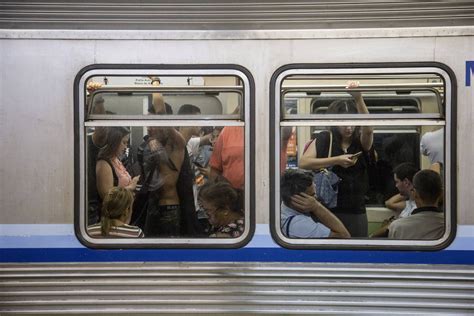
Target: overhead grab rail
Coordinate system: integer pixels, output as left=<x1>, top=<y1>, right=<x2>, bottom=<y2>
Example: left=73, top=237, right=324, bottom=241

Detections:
left=281, top=82, right=444, bottom=93
left=86, top=85, right=244, bottom=120
left=281, top=83, right=444, bottom=118
left=90, top=85, right=244, bottom=94
left=284, top=75, right=443, bottom=80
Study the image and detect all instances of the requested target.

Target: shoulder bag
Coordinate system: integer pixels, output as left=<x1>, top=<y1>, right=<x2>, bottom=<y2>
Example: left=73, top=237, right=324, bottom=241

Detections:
left=313, top=131, right=341, bottom=208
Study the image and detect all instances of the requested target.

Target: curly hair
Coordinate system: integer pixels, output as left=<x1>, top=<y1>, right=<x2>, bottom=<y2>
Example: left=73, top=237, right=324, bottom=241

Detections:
left=198, top=180, right=243, bottom=215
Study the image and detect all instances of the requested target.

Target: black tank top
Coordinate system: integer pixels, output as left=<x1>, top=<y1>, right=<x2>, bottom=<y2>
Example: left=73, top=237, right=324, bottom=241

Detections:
left=315, top=130, right=370, bottom=214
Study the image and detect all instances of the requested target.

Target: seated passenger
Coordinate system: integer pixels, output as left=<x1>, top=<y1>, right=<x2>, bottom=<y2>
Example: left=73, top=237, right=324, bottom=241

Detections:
left=87, top=187, right=144, bottom=238
left=280, top=170, right=350, bottom=238
left=388, top=169, right=444, bottom=239
left=385, top=162, right=419, bottom=218
left=198, top=181, right=244, bottom=238
left=371, top=163, right=419, bottom=238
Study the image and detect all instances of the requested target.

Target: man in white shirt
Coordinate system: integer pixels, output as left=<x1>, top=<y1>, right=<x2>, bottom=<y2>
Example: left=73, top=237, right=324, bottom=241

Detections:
left=280, top=170, right=350, bottom=239
left=385, top=162, right=419, bottom=218
left=371, top=163, right=420, bottom=238
left=420, top=128, right=444, bottom=165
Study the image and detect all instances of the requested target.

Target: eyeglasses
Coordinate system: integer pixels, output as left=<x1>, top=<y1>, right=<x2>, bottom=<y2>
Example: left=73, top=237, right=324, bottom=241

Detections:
left=198, top=200, right=219, bottom=213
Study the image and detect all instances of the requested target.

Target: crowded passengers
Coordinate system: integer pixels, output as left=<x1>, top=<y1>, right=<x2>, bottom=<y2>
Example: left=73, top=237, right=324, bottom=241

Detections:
left=86, top=80, right=445, bottom=240
left=86, top=80, right=243, bottom=238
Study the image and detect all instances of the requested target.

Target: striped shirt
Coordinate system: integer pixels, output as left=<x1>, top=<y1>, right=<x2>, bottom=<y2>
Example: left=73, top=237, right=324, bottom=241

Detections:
left=87, top=223, right=145, bottom=238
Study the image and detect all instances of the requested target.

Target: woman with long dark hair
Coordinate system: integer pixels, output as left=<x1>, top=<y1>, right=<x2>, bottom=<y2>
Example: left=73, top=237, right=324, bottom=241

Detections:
left=96, top=127, right=140, bottom=200
left=299, top=82, right=374, bottom=237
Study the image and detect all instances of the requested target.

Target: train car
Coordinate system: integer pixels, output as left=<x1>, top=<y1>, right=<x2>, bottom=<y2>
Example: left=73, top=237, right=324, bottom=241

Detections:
left=1, top=1, right=474, bottom=314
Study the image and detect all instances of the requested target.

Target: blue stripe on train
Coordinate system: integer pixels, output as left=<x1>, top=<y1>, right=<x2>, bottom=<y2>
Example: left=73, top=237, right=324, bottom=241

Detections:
left=1, top=224, right=473, bottom=264
left=1, top=247, right=473, bottom=264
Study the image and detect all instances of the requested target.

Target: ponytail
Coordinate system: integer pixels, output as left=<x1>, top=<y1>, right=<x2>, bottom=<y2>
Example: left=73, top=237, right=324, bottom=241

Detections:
left=100, top=187, right=134, bottom=236
left=101, top=216, right=111, bottom=236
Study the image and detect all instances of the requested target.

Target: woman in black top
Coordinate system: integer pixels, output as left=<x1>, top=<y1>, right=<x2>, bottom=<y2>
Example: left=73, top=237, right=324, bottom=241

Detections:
left=300, top=81, right=374, bottom=237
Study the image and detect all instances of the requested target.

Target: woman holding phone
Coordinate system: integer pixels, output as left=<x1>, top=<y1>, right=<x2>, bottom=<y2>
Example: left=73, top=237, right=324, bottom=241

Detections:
left=299, top=81, right=374, bottom=237
left=96, top=127, right=140, bottom=201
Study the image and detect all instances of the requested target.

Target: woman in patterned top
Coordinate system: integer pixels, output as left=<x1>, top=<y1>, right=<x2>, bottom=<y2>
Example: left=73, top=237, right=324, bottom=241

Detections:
left=88, top=187, right=144, bottom=238
left=198, top=180, right=244, bottom=238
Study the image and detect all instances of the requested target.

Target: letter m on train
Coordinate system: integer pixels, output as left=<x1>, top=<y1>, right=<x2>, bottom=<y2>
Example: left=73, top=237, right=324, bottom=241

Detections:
left=467, top=61, right=474, bottom=86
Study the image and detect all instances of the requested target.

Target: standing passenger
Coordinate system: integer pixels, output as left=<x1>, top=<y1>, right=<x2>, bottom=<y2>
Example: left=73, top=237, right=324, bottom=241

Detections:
left=177, top=104, right=212, bottom=165
left=420, top=128, right=444, bottom=165
left=299, top=81, right=374, bottom=237
left=209, top=104, right=245, bottom=190
left=86, top=89, right=108, bottom=225
left=96, top=127, right=140, bottom=205
left=209, top=125, right=245, bottom=190
left=138, top=79, right=202, bottom=237
left=176, top=103, right=213, bottom=229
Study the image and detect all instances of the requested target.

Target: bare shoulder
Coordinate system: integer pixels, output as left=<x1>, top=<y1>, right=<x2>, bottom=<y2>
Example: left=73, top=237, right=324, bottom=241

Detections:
left=96, top=159, right=110, bottom=170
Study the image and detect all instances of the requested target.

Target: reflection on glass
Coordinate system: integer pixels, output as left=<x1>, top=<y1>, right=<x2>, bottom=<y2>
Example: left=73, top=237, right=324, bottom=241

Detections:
left=280, top=125, right=445, bottom=240
left=86, top=124, right=245, bottom=239
left=281, top=73, right=444, bottom=116
left=85, top=76, right=243, bottom=117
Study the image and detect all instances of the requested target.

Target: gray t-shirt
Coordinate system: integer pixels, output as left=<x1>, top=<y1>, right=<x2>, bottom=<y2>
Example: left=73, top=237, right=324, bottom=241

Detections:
left=388, top=207, right=444, bottom=239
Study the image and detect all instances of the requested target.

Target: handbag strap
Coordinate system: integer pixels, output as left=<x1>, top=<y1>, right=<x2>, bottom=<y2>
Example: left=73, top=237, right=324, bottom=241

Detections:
left=328, top=131, right=333, bottom=158
left=285, top=215, right=296, bottom=237
left=313, top=131, right=332, bottom=159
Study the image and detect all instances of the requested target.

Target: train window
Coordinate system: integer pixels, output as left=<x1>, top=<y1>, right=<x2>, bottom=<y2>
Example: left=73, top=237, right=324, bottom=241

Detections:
left=75, top=66, right=254, bottom=248
left=271, top=64, right=455, bottom=249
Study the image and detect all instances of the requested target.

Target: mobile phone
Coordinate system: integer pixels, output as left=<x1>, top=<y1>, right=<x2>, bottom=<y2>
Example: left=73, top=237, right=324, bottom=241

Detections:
left=350, top=151, right=363, bottom=160
left=134, top=184, right=143, bottom=193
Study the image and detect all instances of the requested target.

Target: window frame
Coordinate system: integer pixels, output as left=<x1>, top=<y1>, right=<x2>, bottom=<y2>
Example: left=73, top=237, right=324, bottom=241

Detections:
left=270, top=62, right=457, bottom=250
left=74, top=64, right=255, bottom=248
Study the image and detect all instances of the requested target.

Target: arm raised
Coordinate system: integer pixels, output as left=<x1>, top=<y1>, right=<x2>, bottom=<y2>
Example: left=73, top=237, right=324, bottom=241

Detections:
left=347, top=81, right=373, bottom=151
